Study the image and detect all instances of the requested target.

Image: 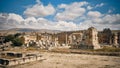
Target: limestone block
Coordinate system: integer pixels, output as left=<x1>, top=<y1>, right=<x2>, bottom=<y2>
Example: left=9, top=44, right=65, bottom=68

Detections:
left=24, top=57, right=30, bottom=63
left=36, top=56, right=41, bottom=60
left=30, top=56, right=36, bottom=62
left=18, top=58, right=24, bottom=64
left=8, top=59, right=18, bottom=66
left=33, top=56, right=37, bottom=61
left=28, top=57, right=33, bottom=62
left=8, top=60, right=15, bottom=66
left=37, top=55, right=43, bottom=60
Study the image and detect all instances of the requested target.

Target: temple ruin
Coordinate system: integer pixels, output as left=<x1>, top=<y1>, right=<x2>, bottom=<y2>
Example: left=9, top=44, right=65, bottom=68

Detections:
left=0, top=27, right=120, bottom=50
left=70, top=27, right=101, bottom=49
left=0, top=51, right=44, bottom=66
left=0, top=27, right=120, bottom=66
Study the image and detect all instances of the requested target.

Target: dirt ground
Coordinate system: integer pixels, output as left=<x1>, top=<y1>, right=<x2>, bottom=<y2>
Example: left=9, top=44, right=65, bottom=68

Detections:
left=9, top=52, right=120, bottom=68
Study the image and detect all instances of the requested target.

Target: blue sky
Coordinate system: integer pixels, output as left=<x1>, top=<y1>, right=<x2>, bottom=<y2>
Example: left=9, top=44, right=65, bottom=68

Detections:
left=0, top=0, right=120, bottom=30
left=0, top=0, right=120, bottom=15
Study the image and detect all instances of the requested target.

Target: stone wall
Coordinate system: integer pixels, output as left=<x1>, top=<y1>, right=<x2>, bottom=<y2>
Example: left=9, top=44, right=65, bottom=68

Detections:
left=0, top=52, right=43, bottom=66
left=71, top=27, right=101, bottom=49
left=0, top=53, right=43, bottom=66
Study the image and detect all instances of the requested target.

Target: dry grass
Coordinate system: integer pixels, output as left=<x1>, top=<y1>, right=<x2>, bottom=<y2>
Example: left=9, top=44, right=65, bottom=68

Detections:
left=93, top=47, right=120, bottom=52
left=50, top=48, right=120, bottom=56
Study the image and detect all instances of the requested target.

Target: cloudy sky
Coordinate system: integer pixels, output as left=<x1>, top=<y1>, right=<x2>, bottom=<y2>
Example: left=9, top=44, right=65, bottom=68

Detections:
left=0, top=0, right=120, bottom=31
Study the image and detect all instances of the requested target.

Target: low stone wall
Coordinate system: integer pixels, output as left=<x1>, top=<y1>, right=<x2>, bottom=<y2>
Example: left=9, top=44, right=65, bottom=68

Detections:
left=0, top=54, right=43, bottom=66
left=6, top=52, right=26, bottom=58
left=0, top=52, right=26, bottom=58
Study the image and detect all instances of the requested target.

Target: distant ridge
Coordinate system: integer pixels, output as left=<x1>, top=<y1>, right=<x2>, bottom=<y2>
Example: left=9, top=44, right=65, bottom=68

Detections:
left=0, top=28, right=61, bottom=34
left=0, top=28, right=120, bottom=35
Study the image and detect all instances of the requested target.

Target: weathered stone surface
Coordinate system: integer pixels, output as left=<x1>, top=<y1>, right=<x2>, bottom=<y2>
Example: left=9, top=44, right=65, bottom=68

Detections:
left=0, top=52, right=44, bottom=66
left=70, top=27, right=101, bottom=49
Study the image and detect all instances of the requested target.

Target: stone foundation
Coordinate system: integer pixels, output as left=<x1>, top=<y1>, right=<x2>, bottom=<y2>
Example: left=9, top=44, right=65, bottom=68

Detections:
left=0, top=52, right=44, bottom=66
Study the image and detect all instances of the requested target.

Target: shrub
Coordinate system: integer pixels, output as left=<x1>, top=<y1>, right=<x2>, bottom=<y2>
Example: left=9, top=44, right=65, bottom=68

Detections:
left=12, top=37, right=24, bottom=46
left=4, top=35, right=14, bottom=42
left=4, top=33, right=24, bottom=47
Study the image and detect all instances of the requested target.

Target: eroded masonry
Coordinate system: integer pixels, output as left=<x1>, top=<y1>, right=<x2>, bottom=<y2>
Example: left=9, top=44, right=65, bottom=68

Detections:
left=0, top=51, right=44, bottom=66
left=0, top=27, right=120, bottom=50
left=0, top=27, right=120, bottom=66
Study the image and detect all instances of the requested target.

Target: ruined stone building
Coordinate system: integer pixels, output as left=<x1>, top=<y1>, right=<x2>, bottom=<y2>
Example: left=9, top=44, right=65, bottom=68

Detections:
left=0, top=36, right=5, bottom=45
left=12, top=27, right=120, bottom=49
left=68, top=32, right=83, bottom=45
left=98, top=28, right=112, bottom=45
left=37, top=33, right=59, bottom=48
left=69, top=27, right=101, bottom=49
left=0, top=27, right=120, bottom=50
left=79, top=27, right=100, bottom=49
left=118, top=32, right=120, bottom=45
left=98, top=28, right=120, bottom=47
left=0, top=33, right=7, bottom=45
left=57, top=32, right=68, bottom=45
left=113, top=33, right=118, bottom=46
left=24, top=35, right=37, bottom=47
left=23, top=32, right=60, bottom=49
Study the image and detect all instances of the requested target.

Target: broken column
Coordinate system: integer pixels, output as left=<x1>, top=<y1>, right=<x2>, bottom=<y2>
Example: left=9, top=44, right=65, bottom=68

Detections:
left=84, top=27, right=101, bottom=49
left=113, top=33, right=118, bottom=47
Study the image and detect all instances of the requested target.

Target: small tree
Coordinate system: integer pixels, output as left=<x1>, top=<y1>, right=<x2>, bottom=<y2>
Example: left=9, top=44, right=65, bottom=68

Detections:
left=4, top=35, right=14, bottom=42
left=14, top=33, right=21, bottom=38
left=12, top=37, right=24, bottom=46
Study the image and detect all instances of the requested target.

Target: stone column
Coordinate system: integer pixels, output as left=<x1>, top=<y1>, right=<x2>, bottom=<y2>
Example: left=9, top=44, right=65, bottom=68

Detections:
left=27, top=43, right=29, bottom=47
left=113, top=33, right=118, bottom=46
left=87, top=27, right=101, bottom=49
left=66, top=33, right=68, bottom=46
left=109, top=36, right=112, bottom=45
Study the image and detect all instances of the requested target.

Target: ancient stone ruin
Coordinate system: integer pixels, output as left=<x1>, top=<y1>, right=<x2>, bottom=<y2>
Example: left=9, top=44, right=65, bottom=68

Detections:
left=70, top=27, right=101, bottom=49
left=0, top=27, right=120, bottom=50
left=0, top=51, right=44, bottom=66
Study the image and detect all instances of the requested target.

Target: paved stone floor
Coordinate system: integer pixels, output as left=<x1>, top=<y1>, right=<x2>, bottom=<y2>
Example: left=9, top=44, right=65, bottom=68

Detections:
left=8, top=52, right=120, bottom=68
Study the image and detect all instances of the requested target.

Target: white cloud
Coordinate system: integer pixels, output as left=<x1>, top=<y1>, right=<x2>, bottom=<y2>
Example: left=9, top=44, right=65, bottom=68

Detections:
left=108, top=10, right=112, bottom=13
left=0, top=12, right=120, bottom=30
left=78, top=13, right=120, bottom=30
left=56, top=8, right=85, bottom=21
left=0, top=1, right=120, bottom=31
left=87, top=6, right=93, bottom=10
left=0, top=13, right=79, bottom=31
left=36, top=0, right=41, bottom=4
left=8, top=13, right=24, bottom=23
left=0, top=13, right=24, bottom=29
left=95, top=3, right=104, bottom=8
left=24, top=2, right=55, bottom=17
left=58, top=4, right=67, bottom=8
left=87, top=11, right=102, bottom=18
left=56, top=1, right=88, bottom=21
left=54, top=21, right=78, bottom=31
left=0, top=13, right=9, bottom=29
left=102, top=14, right=120, bottom=24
